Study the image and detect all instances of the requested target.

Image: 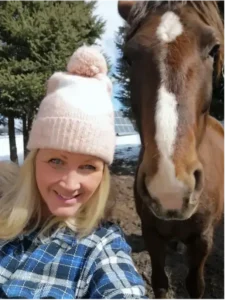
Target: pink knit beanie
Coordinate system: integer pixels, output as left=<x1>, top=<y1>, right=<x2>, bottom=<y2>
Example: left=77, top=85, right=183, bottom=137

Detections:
left=27, top=46, right=115, bottom=164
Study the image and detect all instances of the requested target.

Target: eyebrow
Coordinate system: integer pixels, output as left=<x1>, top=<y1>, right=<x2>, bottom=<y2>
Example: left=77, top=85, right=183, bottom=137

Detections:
left=47, top=152, right=68, bottom=160
left=83, top=159, right=98, bottom=164
left=48, top=152, right=99, bottom=164
left=85, top=157, right=104, bottom=165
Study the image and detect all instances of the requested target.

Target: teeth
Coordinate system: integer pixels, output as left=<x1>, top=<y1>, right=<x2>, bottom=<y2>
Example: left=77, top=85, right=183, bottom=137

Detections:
left=56, top=191, right=73, bottom=200
left=60, top=195, right=72, bottom=200
left=56, top=191, right=79, bottom=200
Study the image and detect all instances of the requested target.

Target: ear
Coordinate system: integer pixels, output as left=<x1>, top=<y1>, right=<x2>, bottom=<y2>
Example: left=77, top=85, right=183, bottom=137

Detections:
left=118, top=1, right=135, bottom=22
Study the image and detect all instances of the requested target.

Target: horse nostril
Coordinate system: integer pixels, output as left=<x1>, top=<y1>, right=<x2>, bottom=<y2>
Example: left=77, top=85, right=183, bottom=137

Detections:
left=193, top=169, right=203, bottom=191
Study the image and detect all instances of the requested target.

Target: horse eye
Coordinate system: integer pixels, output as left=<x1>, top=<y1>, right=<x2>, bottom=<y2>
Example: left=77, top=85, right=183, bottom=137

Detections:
left=123, top=54, right=132, bottom=66
left=209, top=43, right=220, bottom=58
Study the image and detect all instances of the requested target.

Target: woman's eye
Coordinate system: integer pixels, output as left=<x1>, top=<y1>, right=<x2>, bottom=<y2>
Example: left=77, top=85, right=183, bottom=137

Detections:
left=80, top=165, right=96, bottom=170
left=48, top=158, right=64, bottom=166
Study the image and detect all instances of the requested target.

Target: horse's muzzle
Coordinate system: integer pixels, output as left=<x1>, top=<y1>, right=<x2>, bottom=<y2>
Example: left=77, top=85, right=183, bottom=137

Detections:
left=140, top=174, right=200, bottom=221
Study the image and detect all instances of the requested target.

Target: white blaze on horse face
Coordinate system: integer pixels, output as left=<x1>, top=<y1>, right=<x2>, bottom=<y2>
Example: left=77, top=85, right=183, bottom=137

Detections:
left=155, top=86, right=178, bottom=157
left=156, top=11, right=183, bottom=42
left=148, top=85, right=185, bottom=210
left=145, top=157, right=185, bottom=210
left=146, top=12, right=185, bottom=210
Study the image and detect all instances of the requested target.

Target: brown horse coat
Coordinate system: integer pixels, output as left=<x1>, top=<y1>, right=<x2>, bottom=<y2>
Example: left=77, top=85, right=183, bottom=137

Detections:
left=118, top=1, right=224, bottom=298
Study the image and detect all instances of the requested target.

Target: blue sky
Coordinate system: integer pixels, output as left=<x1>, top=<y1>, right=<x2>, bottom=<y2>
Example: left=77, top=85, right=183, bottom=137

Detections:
left=93, top=0, right=124, bottom=111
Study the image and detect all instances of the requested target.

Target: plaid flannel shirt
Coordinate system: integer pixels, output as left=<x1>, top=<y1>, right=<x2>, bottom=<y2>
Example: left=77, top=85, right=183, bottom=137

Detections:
left=0, top=222, right=147, bottom=299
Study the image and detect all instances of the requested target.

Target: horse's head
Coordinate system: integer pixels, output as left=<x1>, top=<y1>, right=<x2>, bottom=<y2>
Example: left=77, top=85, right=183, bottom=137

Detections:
left=118, top=1, right=224, bottom=220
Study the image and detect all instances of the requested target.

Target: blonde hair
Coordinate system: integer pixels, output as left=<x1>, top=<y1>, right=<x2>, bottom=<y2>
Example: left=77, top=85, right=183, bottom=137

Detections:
left=0, top=161, right=20, bottom=197
left=0, top=150, right=111, bottom=240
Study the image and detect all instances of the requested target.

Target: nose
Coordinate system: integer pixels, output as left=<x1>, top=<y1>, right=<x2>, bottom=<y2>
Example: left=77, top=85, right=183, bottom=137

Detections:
left=192, top=167, right=204, bottom=192
left=59, top=171, right=81, bottom=192
left=144, top=162, right=204, bottom=213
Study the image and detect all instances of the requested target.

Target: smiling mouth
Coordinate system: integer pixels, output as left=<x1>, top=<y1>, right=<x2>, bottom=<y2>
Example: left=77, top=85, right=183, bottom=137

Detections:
left=54, top=191, right=81, bottom=200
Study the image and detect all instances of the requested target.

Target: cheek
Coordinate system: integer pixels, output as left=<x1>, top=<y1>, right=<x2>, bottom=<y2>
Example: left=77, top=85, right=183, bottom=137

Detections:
left=196, top=64, right=213, bottom=110
left=200, top=75, right=213, bottom=106
left=83, top=172, right=103, bottom=195
left=36, top=166, right=47, bottom=196
left=35, top=164, right=56, bottom=195
left=202, top=61, right=213, bottom=88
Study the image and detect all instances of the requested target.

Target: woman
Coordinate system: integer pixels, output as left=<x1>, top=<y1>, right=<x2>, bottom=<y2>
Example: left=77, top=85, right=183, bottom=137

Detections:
left=0, top=45, right=147, bottom=299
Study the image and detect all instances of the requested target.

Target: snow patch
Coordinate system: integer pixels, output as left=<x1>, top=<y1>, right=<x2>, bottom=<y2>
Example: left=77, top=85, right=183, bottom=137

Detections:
left=0, top=134, right=141, bottom=165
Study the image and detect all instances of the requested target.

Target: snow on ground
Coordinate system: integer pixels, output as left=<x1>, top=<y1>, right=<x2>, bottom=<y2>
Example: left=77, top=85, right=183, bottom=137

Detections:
left=0, top=134, right=141, bottom=164
left=115, top=135, right=140, bottom=162
left=0, top=135, right=24, bottom=164
left=116, top=134, right=140, bottom=146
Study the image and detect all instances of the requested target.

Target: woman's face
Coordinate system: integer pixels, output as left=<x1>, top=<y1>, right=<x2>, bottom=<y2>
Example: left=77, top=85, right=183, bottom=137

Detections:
left=35, top=149, right=104, bottom=219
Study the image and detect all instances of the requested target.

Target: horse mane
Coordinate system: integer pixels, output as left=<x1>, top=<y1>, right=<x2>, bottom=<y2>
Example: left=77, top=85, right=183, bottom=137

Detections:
left=127, top=1, right=224, bottom=76
left=127, top=1, right=224, bottom=37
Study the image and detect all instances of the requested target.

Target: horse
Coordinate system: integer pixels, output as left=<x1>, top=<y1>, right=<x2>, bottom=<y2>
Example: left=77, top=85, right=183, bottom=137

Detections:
left=117, top=1, right=224, bottom=298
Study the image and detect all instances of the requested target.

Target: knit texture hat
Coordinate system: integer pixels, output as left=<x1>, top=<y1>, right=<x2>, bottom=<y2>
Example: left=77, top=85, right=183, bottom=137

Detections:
left=27, top=46, right=115, bottom=164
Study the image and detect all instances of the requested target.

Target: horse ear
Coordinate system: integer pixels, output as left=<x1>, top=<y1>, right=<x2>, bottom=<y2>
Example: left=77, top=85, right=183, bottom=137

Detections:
left=118, top=1, right=135, bottom=22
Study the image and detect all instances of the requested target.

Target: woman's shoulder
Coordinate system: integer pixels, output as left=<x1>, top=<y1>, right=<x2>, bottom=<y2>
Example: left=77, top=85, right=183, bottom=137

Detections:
left=94, top=221, right=125, bottom=237
left=87, top=221, right=127, bottom=245
left=82, top=221, right=130, bottom=254
left=76, top=222, right=146, bottom=299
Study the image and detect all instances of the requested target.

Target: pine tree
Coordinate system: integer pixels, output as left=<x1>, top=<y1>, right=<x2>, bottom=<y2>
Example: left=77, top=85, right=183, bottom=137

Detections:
left=114, top=26, right=132, bottom=119
left=0, top=1, right=105, bottom=161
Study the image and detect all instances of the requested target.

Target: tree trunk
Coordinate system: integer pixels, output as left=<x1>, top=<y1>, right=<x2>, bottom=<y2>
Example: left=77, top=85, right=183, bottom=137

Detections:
left=23, top=112, right=34, bottom=159
left=28, top=114, right=33, bottom=133
left=8, top=115, right=18, bottom=163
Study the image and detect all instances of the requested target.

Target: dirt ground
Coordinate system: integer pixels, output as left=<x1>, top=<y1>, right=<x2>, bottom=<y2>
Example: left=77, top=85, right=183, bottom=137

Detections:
left=109, top=158, right=224, bottom=299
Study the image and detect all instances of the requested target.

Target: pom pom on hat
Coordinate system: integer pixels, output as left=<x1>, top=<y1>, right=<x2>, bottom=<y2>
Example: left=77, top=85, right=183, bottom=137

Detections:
left=67, top=45, right=108, bottom=77
left=46, top=45, right=112, bottom=96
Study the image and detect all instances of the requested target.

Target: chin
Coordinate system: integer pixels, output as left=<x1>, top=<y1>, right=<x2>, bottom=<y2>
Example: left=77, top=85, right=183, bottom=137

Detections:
left=50, top=206, right=81, bottom=218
